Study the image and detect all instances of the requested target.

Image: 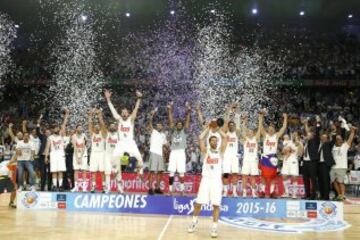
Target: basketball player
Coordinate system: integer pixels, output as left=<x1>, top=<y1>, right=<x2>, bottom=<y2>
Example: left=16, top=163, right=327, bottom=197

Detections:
left=105, top=89, right=144, bottom=193
left=281, top=132, right=303, bottom=198
left=188, top=124, right=227, bottom=238
left=331, top=126, right=357, bottom=201
left=259, top=111, right=288, bottom=198
left=44, top=109, right=69, bottom=191
left=222, top=104, right=241, bottom=197
left=0, top=153, right=18, bottom=208
left=97, top=109, right=118, bottom=193
left=147, top=108, right=167, bottom=195
left=88, top=108, right=107, bottom=193
left=167, top=101, right=191, bottom=194
left=239, top=113, right=262, bottom=198
left=71, top=125, right=88, bottom=192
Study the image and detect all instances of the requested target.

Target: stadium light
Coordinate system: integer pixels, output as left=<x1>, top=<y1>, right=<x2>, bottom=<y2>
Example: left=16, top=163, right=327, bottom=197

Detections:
left=348, top=14, right=353, bottom=19
left=170, top=10, right=175, bottom=15
left=299, top=11, right=305, bottom=16
left=81, top=15, right=88, bottom=21
left=14, top=24, right=19, bottom=28
left=252, top=8, right=258, bottom=15
left=125, top=12, right=131, bottom=17
left=210, top=9, right=216, bottom=14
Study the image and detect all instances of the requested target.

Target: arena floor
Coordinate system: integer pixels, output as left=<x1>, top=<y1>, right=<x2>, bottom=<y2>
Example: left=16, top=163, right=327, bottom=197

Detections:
left=1, top=193, right=360, bottom=240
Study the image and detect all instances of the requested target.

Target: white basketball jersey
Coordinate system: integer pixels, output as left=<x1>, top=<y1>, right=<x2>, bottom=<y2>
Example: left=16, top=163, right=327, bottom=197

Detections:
left=286, top=141, right=298, bottom=161
left=49, top=135, right=65, bottom=153
left=106, top=132, right=119, bottom=155
left=91, top=133, right=105, bottom=152
left=118, top=118, right=134, bottom=141
left=73, top=134, right=86, bottom=155
left=263, top=134, right=278, bottom=155
left=225, top=131, right=238, bottom=155
left=207, top=131, right=222, bottom=150
left=243, top=137, right=258, bottom=160
left=202, top=149, right=222, bottom=178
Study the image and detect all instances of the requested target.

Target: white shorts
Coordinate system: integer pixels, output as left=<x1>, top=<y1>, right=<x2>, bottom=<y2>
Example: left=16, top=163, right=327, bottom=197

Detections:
left=196, top=176, right=223, bottom=206
left=50, top=152, right=66, bottom=173
left=241, top=159, right=259, bottom=176
left=89, top=151, right=105, bottom=172
left=113, top=140, right=142, bottom=164
left=73, top=153, right=88, bottom=171
left=281, top=159, right=299, bottom=176
left=222, top=153, right=239, bottom=174
left=168, top=149, right=186, bottom=174
left=104, top=153, right=120, bottom=175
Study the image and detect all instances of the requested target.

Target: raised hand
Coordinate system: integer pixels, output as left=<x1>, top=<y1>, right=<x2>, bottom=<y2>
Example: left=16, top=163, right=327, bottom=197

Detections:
left=104, top=89, right=112, bottom=100
left=135, top=90, right=143, bottom=98
left=185, top=101, right=191, bottom=111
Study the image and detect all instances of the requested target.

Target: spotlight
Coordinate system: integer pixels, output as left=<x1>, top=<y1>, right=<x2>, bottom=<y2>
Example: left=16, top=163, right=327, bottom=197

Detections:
left=210, top=9, right=216, bottom=14
left=252, top=8, right=258, bottom=15
left=170, top=10, right=175, bottom=15
left=299, top=11, right=305, bottom=16
left=14, top=24, right=19, bottom=28
left=80, top=15, right=88, bottom=21
left=348, top=14, right=353, bottom=19
left=125, top=12, right=130, bottom=17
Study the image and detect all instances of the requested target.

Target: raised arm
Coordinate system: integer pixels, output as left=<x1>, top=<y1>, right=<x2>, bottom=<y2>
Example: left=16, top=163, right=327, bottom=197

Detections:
left=88, top=109, right=95, bottom=135
left=22, top=120, right=28, bottom=133
left=258, top=110, right=267, bottom=137
left=303, top=118, right=311, bottom=138
left=8, top=123, right=16, bottom=143
left=218, top=129, right=228, bottom=154
left=60, top=109, right=69, bottom=136
left=240, top=115, right=249, bottom=141
left=104, top=89, right=121, bottom=120
left=347, top=127, right=357, bottom=147
left=184, top=102, right=191, bottom=130
left=276, top=113, right=288, bottom=138
left=96, top=108, right=108, bottom=138
left=167, top=102, right=174, bottom=128
left=199, top=125, right=210, bottom=154
left=196, top=104, right=206, bottom=129
left=223, top=104, right=232, bottom=132
left=147, top=109, right=156, bottom=132
left=130, top=90, right=142, bottom=122
left=255, top=113, right=263, bottom=141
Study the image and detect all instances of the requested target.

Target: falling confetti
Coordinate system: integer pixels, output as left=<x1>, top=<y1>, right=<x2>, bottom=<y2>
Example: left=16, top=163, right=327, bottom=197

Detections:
left=0, top=12, right=17, bottom=87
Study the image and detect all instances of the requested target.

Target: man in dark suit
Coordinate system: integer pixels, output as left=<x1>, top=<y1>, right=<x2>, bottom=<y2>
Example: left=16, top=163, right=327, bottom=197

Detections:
left=302, top=118, right=321, bottom=200
left=318, top=133, right=335, bottom=200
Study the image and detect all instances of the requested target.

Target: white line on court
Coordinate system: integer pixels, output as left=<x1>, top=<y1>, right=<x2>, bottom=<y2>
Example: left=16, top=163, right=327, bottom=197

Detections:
left=157, top=215, right=173, bottom=240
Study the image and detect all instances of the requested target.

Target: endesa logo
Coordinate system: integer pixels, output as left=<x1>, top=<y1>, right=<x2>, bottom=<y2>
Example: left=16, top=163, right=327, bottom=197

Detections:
left=21, top=192, right=39, bottom=208
left=58, top=202, right=67, bottom=209
left=319, top=202, right=337, bottom=219
left=220, top=217, right=350, bottom=233
left=307, top=211, right=317, bottom=218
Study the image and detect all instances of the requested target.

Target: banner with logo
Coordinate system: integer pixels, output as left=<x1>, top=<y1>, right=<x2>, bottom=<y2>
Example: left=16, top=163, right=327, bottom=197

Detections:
left=18, top=192, right=343, bottom=221
left=79, top=172, right=305, bottom=197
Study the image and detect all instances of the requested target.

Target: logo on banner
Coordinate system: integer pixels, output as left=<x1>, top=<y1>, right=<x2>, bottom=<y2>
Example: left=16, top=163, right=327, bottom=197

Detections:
left=173, top=198, right=195, bottom=215
left=319, top=202, right=337, bottom=219
left=305, top=202, right=317, bottom=210
left=220, top=217, right=350, bottom=233
left=21, top=192, right=39, bottom=208
left=57, top=194, right=67, bottom=202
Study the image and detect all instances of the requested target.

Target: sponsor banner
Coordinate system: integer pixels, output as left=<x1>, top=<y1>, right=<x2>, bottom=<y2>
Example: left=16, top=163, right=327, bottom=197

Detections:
left=83, top=172, right=305, bottom=197
left=17, top=192, right=343, bottom=221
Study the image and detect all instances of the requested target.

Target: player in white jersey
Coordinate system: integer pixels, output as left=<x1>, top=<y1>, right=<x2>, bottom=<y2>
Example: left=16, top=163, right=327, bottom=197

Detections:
left=222, top=103, right=241, bottom=197
left=188, top=124, right=227, bottom=238
left=44, top=109, right=69, bottom=191
left=105, top=89, right=143, bottom=182
left=71, top=125, right=88, bottom=192
left=239, top=113, right=262, bottom=198
left=259, top=111, right=288, bottom=198
left=167, top=101, right=191, bottom=194
left=281, top=132, right=303, bottom=198
left=147, top=108, right=168, bottom=195
left=88, top=108, right=107, bottom=193
left=96, top=109, right=119, bottom=193
left=0, top=153, right=18, bottom=208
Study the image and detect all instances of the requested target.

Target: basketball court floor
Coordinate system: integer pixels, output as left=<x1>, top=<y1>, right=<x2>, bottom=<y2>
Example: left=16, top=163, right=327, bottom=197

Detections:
left=1, top=193, right=360, bottom=240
